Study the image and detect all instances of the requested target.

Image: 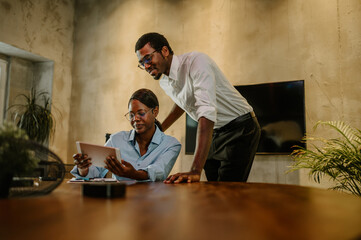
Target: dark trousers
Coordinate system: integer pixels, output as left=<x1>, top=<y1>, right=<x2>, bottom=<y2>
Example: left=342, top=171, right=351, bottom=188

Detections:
left=204, top=112, right=261, bottom=182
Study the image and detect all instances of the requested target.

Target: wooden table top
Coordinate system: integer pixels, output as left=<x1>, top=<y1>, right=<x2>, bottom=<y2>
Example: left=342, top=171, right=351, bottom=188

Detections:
left=1, top=181, right=361, bottom=240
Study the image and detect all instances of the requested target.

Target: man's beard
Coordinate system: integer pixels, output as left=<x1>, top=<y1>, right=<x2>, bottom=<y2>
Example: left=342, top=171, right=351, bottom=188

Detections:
left=153, top=73, right=162, bottom=80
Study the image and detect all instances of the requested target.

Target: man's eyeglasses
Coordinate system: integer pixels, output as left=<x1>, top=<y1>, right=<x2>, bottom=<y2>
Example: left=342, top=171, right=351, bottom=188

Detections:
left=138, top=50, right=158, bottom=70
left=124, top=108, right=153, bottom=121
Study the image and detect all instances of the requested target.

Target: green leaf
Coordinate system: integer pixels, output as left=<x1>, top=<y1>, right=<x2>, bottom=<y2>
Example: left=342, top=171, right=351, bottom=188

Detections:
left=289, top=121, right=361, bottom=196
left=6, top=88, right=57, bottom=144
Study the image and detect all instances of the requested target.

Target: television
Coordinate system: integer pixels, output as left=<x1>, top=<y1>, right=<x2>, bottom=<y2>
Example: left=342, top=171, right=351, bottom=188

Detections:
left=185, top=80, right=306, bottom=154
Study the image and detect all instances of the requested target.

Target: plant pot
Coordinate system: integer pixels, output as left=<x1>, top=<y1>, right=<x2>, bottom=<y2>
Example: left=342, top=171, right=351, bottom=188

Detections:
left=0, top=173, right=13, bottom=198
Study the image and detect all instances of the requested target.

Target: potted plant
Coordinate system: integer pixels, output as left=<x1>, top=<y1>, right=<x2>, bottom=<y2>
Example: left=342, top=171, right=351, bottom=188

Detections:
left=0, top=121, right=39, bottom=198
left=8, top=88, right=56, bottom=144
left=289, top=121, right=361, bottom=196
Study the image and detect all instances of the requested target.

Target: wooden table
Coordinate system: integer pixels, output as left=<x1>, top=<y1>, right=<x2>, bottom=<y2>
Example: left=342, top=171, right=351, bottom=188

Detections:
left=1, top=181, right=361, bottom=240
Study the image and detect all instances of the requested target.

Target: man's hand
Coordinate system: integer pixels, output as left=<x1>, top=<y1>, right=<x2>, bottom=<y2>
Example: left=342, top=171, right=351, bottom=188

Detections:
left=164, top=171, right=201, bottom=184
left=163, top=117, right=213, bottom=184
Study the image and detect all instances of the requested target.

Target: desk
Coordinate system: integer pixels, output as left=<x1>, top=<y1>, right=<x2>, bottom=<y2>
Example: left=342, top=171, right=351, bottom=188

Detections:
left=1, top=182, right=361, bottom=240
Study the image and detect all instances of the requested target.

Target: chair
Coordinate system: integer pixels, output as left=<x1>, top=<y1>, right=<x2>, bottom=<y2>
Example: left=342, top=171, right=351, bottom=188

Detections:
left=105, top=133, right=111, bottom=143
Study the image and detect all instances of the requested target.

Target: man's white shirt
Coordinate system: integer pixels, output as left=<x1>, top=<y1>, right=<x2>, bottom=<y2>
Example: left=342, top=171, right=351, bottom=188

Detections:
left=159, top=52, right=253, bottom=129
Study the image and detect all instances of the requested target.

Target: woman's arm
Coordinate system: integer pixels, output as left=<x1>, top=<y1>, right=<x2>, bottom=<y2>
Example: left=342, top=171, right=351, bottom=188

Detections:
left=141, top=143, right=181, bottom=181
left=70, top=164, right=108, bottom=179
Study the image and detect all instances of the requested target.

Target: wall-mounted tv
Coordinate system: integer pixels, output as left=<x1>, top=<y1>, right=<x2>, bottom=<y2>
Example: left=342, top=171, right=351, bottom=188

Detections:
left=185, top=80, right=306, bottom=154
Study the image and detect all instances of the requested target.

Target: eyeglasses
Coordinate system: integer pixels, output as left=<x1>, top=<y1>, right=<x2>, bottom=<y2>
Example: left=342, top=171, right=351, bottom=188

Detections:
left=124, top=108, right=153, bottom=121
left=138, top=50, right=158, bottom=70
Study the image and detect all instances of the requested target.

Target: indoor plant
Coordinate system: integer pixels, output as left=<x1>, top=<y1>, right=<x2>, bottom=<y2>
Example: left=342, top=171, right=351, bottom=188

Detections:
left=8, top=88, right=56, bottom=144
left=289, top=121, right=361, bottom=196
left=0, top=121, right=39, bottom=198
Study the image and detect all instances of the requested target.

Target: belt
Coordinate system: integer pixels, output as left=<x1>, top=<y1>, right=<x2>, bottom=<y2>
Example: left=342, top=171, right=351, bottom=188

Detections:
left=213, top=111, right=256, bottom=134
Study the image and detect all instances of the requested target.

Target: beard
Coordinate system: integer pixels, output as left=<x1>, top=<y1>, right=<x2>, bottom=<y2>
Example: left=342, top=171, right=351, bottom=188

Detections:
left=147, top=67, right=162, bottom=80
left=153, top=73, right=162, bottom=80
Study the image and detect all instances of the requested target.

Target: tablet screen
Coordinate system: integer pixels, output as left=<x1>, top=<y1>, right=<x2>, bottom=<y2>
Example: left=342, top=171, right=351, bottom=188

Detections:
left=76, top=141, right=121, bottom=167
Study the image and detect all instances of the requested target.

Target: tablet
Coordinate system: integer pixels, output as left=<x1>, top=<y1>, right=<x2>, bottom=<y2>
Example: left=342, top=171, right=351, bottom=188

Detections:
left=76, top=141, right=121, bottom=168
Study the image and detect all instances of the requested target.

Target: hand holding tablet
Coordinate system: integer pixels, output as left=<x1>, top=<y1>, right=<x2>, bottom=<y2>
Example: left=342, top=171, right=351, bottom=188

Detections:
left=76, top=141, right=121, bottom=168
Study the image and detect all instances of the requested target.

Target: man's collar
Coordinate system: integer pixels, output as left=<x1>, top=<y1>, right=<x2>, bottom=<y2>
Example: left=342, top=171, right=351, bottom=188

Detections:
left=168, top=55, right=180, bottom=81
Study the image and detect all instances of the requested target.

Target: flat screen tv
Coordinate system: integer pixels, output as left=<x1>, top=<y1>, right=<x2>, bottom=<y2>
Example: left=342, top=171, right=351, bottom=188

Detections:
left=185, top=80, right=306, bottom=154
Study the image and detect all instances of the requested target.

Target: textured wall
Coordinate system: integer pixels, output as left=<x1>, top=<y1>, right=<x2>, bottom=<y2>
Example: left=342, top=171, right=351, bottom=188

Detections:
left=0, top=0, right=75, bottom=161
left=70, top=0, right=361, bottom=188
left=7, top=57, right=33, bottom=109
left=2, top=0, right=360, bottom=188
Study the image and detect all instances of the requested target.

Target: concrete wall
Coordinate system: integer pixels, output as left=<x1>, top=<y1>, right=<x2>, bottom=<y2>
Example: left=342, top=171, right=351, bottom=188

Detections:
left=0, top=0, right=75, bottom=161
left=1, top=0, right=360, bottom=188
left=7, top=57, right=33, bottom=111
left=70, top=0, right=361, bottom=188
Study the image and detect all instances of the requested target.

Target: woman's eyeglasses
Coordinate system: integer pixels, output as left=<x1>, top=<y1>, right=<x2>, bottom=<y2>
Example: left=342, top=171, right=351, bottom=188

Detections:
left=124, top=108, right=153, bottom=121
left=138, top=50, right=158, bottom=70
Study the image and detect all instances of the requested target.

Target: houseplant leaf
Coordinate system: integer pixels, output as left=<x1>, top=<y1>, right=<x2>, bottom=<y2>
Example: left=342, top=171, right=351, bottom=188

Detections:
left=289, top=121, right=361, bottom=196
left=8, top=88, right=56, bottom=144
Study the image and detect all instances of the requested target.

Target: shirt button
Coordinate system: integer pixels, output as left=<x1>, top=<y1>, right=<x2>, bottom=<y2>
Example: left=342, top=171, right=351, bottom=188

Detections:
left=137, top=164, right=140, bottom=166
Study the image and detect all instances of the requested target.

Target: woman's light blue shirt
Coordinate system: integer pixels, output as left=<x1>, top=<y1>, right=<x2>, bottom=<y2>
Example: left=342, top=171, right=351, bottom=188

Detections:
left=70, top=126, right=181, bottom=181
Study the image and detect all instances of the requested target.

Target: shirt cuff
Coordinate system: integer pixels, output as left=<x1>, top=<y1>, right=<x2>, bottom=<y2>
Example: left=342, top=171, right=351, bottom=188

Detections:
left=196, top=105, right=217, bottom=123
left=141, top=166, right=164, bottom=181
left=70, top=165, right=108, bottom=178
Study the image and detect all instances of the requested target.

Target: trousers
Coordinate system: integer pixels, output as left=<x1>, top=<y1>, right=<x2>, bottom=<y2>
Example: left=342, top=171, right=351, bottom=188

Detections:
left=204, top=112, right=261, bottom=182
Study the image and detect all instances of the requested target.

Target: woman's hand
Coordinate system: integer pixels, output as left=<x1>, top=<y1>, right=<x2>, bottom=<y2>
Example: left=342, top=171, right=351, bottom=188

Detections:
left=105, top=156, right=135, bottom=178
left=73, top=153, right=92, bottom=177
left=105, top=156, right=148, bottom=180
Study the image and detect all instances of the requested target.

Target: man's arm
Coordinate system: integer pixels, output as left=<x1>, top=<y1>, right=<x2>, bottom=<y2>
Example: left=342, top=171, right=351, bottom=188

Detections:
left=161, top=103, right=185, bottom=131
left=164, top=117, right=214, bottom=183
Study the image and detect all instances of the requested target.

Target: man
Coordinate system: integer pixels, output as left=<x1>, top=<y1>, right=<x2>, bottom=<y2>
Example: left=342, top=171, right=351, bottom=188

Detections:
left=135, top=32, right=261, bottom=183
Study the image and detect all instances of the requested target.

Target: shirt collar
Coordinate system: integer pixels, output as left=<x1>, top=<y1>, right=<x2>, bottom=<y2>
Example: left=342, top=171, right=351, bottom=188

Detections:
left=128, top=125, right=163, bottom=146
left=168, top=55, right=180, bottom=81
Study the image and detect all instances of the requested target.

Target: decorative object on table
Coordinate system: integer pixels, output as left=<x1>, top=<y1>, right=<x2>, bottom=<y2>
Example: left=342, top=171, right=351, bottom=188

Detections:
left=289, top=121, right=361, bottom=196
left=7, top=88, right=57, bottom=144
left=0, top=121, right=65, bottom=198
left=0, top=122, right=38, bottom=197
left=82, top=183, right=126, bottom=198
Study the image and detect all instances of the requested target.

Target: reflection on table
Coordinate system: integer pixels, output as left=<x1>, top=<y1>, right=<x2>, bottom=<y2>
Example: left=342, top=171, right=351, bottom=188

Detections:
left=1, top=181, right=361, bottom=240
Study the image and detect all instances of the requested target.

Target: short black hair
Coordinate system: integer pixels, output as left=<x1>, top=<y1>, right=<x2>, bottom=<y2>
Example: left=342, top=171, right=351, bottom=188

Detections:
left=135, top=32, right=174, bottom=55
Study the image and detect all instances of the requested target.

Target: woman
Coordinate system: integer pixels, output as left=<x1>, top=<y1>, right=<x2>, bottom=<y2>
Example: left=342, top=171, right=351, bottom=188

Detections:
left=70, top=89, right=181, bottom=181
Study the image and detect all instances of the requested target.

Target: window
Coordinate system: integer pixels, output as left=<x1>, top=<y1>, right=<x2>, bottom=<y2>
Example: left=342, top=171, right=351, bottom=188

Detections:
left=0, top=59, right=8, bottom=124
